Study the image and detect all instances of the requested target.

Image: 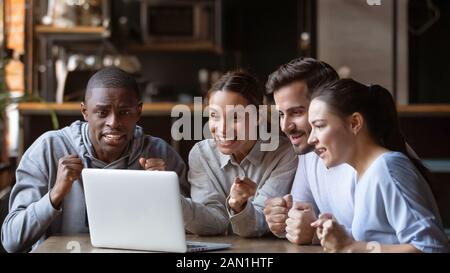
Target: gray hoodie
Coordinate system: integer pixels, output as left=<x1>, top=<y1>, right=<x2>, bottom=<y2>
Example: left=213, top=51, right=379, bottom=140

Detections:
left=1, top=121, right=188, bottom=253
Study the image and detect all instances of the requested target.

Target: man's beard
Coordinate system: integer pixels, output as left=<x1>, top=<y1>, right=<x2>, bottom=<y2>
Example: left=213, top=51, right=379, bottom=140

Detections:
left=293, top=142, right=314, bottom=155
left=287, top=129, right=314, bottom=155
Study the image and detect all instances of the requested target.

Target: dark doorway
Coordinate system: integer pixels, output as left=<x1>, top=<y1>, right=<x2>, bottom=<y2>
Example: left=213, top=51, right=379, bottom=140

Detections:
left=409, top=0, right=450, bottom=103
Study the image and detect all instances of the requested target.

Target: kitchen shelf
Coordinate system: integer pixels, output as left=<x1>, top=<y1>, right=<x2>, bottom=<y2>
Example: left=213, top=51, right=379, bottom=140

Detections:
left=17, top=102, right=195, bottom=116
left=397, top=104, right=450, bottom=115
left=35, top=25, right=109, bottom=35
left=18, top=102, right=450, bottom=115
left=127, top=41, right=222, bottom=54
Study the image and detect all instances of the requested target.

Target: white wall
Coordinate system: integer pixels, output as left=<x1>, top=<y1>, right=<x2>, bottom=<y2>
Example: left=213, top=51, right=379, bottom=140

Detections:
left=317, top=0, right=408, bottom=103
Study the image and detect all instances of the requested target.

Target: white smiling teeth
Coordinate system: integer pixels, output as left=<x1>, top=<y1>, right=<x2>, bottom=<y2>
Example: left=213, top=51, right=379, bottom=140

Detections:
left=105, top=135, right=121, bottom=140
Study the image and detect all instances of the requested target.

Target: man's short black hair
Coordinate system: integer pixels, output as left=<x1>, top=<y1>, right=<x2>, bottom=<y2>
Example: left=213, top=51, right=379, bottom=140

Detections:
left=266, top=57, right=339, bottom=99
left=84, top=67, right=141, bottom=102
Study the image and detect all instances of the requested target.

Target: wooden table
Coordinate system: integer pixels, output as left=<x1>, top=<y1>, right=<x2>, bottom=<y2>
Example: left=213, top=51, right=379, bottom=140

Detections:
left=32, top=234, right=323, bottom=253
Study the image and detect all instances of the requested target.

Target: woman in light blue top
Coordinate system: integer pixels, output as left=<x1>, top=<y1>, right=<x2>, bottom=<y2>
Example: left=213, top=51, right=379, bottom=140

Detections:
left=307, top=79, right=449, bottom=253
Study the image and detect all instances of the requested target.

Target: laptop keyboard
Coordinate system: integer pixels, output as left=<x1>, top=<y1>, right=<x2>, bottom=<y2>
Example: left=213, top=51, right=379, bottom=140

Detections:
left=185, top=240, right=231, bottom=252
left=186, top=241, right=209, bottom=252
left=186, top=241, right=207, bottom=247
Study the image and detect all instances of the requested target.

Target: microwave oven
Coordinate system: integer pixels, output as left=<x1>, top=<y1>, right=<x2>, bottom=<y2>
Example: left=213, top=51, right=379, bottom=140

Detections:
left=140, top=0, right=220, bottom=44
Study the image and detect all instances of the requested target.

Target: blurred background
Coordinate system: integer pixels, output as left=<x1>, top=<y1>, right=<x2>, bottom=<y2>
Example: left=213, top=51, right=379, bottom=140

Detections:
left=1, top=0, right=450, bottom=251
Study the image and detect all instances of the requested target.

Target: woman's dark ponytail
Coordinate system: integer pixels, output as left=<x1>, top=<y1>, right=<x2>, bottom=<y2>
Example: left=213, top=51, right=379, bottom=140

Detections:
left=369, top=84, right=434, bottom=193
left=367, top=85, right=405, bottom=153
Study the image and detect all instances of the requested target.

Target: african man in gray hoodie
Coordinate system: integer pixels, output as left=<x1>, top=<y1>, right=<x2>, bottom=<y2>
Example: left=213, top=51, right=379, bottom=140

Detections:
left=1, top=67, right=189, bottom=252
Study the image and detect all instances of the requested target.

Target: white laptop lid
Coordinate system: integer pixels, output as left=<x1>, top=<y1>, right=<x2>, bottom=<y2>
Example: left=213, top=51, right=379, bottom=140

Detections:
left=82, top=169, right=188, bottom=252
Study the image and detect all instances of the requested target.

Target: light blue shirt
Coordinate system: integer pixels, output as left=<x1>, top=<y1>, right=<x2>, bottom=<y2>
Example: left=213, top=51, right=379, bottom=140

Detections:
left=352, top=151, right=450, bottom=253
left=291, top=152, right=356, bottom=232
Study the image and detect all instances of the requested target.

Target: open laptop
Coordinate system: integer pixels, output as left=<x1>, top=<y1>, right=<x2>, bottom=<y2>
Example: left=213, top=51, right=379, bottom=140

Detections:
left=82, top=169, right=231, bottom=252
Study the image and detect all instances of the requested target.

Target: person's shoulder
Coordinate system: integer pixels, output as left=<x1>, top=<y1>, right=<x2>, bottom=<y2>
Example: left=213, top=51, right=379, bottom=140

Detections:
left=364, top=151, right=415, bottom=187
left=189, top=139, right=217, bottom=157
left=188, top=139, right=221, bottom=168
left=142, top=135, right=180, bottom=159
left=22, top=126, right=72, bottom=160
left=373, top=151, right=413, bottom=174
left=380, top=151, right=410, bottom=164
left=298, top=151, right=320, bottom=168
left=379, top=151, right=420, bottom=179
left=146, top=135, right=171, bottom=148
left=39, top=128, right=65, bottom=139
left=361, top=152, right=431, bottom=204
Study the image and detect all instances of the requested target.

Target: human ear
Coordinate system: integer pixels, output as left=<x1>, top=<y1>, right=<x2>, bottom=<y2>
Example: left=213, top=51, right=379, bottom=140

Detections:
left=349, top=112, right=363, bottom=135
left=136, top=102, right=143, bottom=121
left=81, top=102, right=88, bottom=121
